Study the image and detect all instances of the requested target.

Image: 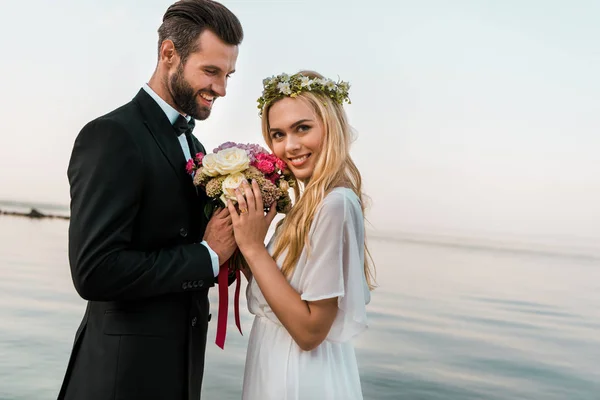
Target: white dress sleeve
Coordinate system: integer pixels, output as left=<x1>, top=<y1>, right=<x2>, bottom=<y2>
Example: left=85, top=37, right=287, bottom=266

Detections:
left=297, top=189, right=370, bottom=342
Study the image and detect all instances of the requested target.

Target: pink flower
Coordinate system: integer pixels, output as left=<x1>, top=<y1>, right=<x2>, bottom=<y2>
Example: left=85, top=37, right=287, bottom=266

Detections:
left=195, top=152, right=204, bottom=165
left=266, top=173, right=280, bottom=184
left=256, top=153, right=273, bottom=162
left=256, top=152, right=286, bottom=171
left=185, top=159, right=196, bottom=175
left=256, top=159, right=275, bottom=174
left=275, top=158, right=286, bottom=171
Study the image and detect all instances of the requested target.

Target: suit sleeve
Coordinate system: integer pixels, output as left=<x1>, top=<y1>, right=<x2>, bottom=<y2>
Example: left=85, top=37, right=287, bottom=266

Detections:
left=68, top=118, right=214, bottom=301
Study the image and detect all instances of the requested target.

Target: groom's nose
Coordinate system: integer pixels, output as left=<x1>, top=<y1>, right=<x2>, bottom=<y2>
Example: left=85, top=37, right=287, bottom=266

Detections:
left=212, top=78, right=227, bottom=98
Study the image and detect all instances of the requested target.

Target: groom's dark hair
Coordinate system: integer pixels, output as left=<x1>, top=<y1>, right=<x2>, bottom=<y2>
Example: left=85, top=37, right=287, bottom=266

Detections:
left=158, top=0, right=243, bottom=64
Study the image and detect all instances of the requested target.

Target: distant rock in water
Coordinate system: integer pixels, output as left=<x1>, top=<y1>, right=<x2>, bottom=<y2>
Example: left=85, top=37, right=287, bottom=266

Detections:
left=0, top=207, right=69, bottom=220
left=29, top=208, right=45, bottom=218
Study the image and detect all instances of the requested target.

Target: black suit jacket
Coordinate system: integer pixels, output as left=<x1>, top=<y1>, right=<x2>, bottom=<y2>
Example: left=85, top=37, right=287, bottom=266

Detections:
left=58, top=89, right=222, bottom=400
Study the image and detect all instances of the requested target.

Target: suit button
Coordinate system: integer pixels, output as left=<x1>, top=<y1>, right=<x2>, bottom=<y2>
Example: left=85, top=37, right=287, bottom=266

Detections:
left=191, top=317, right=198, bottom=327
left=197, top=280, right=204, bottom=288
left=182, top=282, right=188, bottom=290
left=179, top=228, right=188, bottom=237
left=192, top=281, right=198, bottom=288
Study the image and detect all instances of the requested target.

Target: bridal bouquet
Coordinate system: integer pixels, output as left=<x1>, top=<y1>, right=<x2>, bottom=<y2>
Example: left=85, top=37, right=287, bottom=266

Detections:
left=186, top=141, right=295, bottom=217
left=185, top=141, right=296, bottom=349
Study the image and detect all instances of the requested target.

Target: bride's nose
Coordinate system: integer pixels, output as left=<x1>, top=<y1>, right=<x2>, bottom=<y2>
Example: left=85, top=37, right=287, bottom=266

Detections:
left=285, top=135, right=301, bottom=152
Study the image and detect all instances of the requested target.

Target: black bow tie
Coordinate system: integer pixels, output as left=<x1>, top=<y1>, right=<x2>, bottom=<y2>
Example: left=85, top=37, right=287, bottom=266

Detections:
left=174, top=115, right=195, bottom=137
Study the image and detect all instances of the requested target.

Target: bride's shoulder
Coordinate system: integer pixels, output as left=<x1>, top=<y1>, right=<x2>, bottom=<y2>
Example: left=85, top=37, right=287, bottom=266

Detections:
left=325, top=186, right=356, bottom=200
left=316, top=188, right=361, bottom=218
left=326, top=187, right=360, bottom=207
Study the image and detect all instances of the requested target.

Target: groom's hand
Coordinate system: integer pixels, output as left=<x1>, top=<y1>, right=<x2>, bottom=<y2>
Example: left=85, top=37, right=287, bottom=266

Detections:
left=203, top=208, right=236, bottom=266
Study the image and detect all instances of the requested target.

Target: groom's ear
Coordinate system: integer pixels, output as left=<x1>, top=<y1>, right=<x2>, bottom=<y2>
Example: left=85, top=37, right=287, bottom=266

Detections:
left=159, top=39, right=178, bottom=65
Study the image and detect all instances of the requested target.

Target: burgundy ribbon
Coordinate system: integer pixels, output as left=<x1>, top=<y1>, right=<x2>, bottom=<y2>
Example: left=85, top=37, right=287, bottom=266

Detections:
left=215, top=260, right=243, bottom=349
left=234, top=269, right=242, bottom=334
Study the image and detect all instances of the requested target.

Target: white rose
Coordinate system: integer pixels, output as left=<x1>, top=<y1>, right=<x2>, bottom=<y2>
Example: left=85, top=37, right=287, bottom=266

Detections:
left=220, top=172, right=247, bottom=205
left=201, top=153, right=220, bottom=177
left=214, top=148, right=250, bottom=175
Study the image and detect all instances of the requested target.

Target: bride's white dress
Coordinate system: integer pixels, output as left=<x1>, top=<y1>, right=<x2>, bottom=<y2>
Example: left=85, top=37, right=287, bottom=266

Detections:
left=242, top=188, right=371, bottom=400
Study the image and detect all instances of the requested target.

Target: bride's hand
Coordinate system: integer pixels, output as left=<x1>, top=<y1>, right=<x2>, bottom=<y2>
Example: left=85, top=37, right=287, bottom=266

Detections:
left=227, top=179, right=277, bottom=257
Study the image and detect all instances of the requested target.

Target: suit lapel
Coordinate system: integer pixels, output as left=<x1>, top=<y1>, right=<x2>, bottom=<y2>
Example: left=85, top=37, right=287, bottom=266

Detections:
left=186, top=134, right=198, bottom=158
left=132, top=89, right=197, bottom=197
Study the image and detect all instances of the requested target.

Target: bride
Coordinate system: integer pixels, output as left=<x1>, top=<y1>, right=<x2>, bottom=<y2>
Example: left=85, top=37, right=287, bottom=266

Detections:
left=226, top=70, right=376, bottom=400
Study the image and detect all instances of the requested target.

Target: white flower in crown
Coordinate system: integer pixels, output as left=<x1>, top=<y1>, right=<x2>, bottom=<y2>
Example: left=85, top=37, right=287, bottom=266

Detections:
left=277, top=82, right=292, bottom=95
left=300, top=76, right=313, bottom=88
left=263, top=76, right=280, bottom=86
left=257, top=72, right=351, bottom=116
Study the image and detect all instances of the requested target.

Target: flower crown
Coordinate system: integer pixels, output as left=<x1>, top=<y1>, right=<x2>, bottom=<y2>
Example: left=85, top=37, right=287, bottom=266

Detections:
left=257, top=72, right=351, bottom=115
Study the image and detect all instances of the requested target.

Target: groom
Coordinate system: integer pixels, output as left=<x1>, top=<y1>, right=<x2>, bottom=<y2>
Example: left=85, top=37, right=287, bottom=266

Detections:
left=58, top=1, right=243, bottom=399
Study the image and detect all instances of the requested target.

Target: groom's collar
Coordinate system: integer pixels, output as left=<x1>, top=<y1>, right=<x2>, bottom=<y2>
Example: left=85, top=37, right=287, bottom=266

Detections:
left=142, top=83, right=192, bottom=126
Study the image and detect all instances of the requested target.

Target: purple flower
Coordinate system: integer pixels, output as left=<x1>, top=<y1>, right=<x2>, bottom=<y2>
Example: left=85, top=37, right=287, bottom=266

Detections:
left=213, top=142, right=269, bottom=163
left=212, top=142, right=238, bottom=153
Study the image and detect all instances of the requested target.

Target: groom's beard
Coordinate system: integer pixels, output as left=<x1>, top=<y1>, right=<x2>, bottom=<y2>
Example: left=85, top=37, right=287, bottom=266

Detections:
left=169, top=63, right=215, bottom=121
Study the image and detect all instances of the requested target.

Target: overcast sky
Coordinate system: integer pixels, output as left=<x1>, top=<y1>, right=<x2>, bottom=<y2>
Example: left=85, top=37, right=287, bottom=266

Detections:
left=0, top=0, right=598, bottom=244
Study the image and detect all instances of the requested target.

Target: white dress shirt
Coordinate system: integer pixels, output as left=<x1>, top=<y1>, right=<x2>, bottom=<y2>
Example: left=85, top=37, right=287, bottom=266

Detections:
left=142, top=84, right=220, bottom=278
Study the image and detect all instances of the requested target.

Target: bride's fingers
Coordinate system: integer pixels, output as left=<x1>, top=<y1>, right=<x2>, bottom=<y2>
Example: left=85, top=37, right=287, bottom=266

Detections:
left=226, top=200, right=239, bottom=223
left=251, top=179, right=264, bottom=212
left=241, top=180, right=256, bottom=212
left=235, top=188, right=249, bottom=215
left=266, top=202, right=277, bottom=224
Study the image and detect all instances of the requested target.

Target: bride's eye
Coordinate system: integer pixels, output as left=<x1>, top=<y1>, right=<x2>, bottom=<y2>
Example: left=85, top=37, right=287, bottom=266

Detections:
left=297, top=125, right=310, bottom=132
left=271, top=131, right=283, bottom=139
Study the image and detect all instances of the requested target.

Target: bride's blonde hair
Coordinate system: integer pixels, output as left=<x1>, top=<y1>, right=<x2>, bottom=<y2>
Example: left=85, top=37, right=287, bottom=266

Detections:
left=261, top=70, right=376, bottom=290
